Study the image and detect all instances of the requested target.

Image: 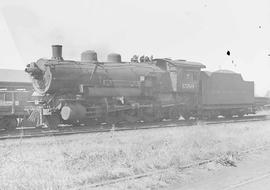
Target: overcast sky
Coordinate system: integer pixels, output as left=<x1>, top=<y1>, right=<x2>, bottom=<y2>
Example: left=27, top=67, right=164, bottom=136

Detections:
left=0, top=0, right=269, bottom=95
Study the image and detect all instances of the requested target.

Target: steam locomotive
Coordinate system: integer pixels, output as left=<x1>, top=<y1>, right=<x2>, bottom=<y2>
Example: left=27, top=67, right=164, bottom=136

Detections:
left=25, top=45, right=255, bottom=128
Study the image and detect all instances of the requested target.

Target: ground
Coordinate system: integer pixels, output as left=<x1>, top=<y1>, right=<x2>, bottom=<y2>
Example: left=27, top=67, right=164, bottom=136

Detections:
left=167, top=147, right=270, bottom=190
left=1, top=119, right=270, bottom=189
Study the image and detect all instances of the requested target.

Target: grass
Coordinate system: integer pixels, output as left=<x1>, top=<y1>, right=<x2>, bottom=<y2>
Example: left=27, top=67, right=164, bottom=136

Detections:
left=1, top=120, right=270, bottom=189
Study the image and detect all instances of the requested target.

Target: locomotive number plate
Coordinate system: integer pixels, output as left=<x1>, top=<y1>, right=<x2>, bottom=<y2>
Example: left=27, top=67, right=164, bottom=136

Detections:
left=182, top=83, right=195, bottom=89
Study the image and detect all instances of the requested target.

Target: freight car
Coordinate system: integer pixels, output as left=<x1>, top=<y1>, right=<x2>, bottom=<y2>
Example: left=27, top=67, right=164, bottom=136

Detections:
left=254, top=96, right=270, bottom=110
left=0, top=69, right=33, bottom=130
left=25, top=45, right=256, bottom=129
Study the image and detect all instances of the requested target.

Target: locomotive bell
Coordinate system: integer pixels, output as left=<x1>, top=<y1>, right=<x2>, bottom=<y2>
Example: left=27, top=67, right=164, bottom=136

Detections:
left=51, top=45, right=63, bottom=61
left=81, top=50, right=98, bottom=62
left=107, top=53, right=122, bottom=62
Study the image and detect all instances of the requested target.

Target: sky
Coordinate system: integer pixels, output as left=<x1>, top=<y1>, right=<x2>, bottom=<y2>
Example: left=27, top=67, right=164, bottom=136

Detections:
left=0, top=0, right=269, bottom=96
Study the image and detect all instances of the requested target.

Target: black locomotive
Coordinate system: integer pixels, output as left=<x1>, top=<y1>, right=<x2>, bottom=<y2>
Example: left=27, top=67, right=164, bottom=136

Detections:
left=25, top=45, right=255, bottom=128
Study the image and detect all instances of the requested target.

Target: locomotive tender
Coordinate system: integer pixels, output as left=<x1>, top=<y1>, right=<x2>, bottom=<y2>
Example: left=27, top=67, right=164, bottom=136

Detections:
left=25, top=45, right=255, bottom=128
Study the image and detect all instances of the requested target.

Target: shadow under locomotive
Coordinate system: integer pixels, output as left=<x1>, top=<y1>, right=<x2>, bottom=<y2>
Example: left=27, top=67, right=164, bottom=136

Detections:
left=24, top=45, right=257, bottom=129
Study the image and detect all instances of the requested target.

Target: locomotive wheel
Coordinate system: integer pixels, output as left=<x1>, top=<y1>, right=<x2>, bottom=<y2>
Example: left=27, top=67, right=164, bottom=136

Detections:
left=169, top=107, right=180, bottom=120
left=200, top=111, right=217, bottom=120
left=237, top=113, right=244, bottom=118
left=142, top=114, right=155, bottom=122
left=139, top=107, right=163, bottom=123
left=139, top=108, right=155, bottom=123
left=80, top=118, right=98, bottom=127
left=223, top=114, right=233, bottom=119
left=182, top=113, right=191, bottom=121
left=161, top=108, right=170, bottom=120
left=153, top=108, right=162, bottom=122
left=105, top=112, right=122, bottom=125
left=120, top=110, right=140, bottom=124
left=0, top=119, right=4, bottom=130
left=44, top=114, right=61, bottom=129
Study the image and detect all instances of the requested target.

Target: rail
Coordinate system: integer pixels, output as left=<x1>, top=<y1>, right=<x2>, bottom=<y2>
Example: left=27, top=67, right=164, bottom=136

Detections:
left=0, top=114, right=268, bottom=141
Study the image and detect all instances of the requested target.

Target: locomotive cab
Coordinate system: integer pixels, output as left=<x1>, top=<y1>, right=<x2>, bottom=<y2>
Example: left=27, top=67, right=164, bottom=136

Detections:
left=154, top=58, right=205, bottom=119
left=154, top=58, right=205, bottom=93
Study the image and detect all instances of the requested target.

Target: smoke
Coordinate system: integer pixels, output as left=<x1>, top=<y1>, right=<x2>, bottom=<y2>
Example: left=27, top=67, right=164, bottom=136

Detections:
left=1, top=2, right=113, bottom=62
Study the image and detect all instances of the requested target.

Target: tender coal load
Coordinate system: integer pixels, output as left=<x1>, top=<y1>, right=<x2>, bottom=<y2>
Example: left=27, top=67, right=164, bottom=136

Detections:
left=81, top=50, right=98, bottom=62
left=107, top=53, right=122, bottom=62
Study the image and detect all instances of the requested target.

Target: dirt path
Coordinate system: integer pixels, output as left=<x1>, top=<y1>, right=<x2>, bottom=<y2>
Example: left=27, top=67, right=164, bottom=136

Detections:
left=167, top=147, right=270, bottom=190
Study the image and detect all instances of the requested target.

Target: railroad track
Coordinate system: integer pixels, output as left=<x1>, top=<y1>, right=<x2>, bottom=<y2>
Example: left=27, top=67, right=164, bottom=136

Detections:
left=222, top=172, right=270, bottom=190
left=69, top=143, right=270, bottom=190
left=0, top=114, right=268, bottom=141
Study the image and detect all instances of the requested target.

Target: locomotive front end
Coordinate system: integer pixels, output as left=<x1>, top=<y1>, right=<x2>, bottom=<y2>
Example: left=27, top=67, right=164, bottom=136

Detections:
left=25, top=45, right=99, bottom=95
left=25, top=45, right=64, bottom=95
left=25, top=59, right=53, bottom=95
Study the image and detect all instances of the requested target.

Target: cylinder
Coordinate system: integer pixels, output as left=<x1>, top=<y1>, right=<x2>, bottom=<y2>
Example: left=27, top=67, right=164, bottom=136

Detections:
left=81, top=50, right=98, bottom=62
left=107, top=53, right=122, bottom=62
left=51, top=45, right=63, bottom=60
left=61, top=104, right=87, bottom=121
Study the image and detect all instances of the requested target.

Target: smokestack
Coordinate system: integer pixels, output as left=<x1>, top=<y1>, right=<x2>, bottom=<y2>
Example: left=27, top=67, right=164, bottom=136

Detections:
left=51, top=45, right=63, bottom=60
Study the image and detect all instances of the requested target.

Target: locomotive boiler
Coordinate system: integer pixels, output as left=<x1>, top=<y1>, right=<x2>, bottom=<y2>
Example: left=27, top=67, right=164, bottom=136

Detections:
left=25, top=45, right=205, bottom=128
